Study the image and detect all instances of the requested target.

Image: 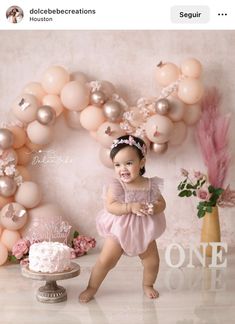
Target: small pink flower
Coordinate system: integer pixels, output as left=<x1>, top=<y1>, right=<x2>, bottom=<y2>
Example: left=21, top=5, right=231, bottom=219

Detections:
left=12, top=239, right=30, bottom=260
left=194, top=171, right=204, bottom=180
left=72, top=235, right=96, bottom=258
left=70, top=248, right=77, bottom=259
left=20, top=257, right=29, bottom=267
left=181, top=168, right=189, bottom=177
left=196, top=188, right=212, bottom=201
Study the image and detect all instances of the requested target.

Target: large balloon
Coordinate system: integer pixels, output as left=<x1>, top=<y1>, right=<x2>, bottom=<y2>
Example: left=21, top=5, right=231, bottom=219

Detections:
left=0, top=242, right=8, bottom=265
left=23, top=82, right=47, bottom=102
left=99, top=147, right=113, bottom=168
left=183, top=104, right=202, bottom=125
left=145, top=115, right=174, bottom=144
left=11, top=94, right=39, bottom=123
left=168, top=121, right=187, bottom=146
left=27, top=121, right=53, bottom=145
left=15, top=181, right=41, bottom=208
left=181, top=58, right=202, bottom=78
left=156, top=62, right=180, bottom=87
left=178, top=78, right=204, bottom=104
left=0, top=229, right=21, bottom=251
left=80, top=105, right=106, bottom=131
left=61, top=81, right=90, bottom=111
left=71, top=71, right=88, bottom=84
left=97, top=122, right=125, bottom=148
left=0, top=177, right=17, bottom=197
left=0, top=202, right=27, bottom=231
left=0, top=129, right=14, bottom=150
left=41, top=65, right=70, bottom=94
left=42, top=94, right=64, bottom=116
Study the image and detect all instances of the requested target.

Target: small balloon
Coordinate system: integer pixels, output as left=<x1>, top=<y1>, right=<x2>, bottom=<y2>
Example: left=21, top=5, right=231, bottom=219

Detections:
left=0, top=177, right=17, bottom=197
left=154, top=99, right=170, bottom=115
left=42, top=94, right=64, bottom=117
left=64, top=110, right=82, bottom=130
left=181, top=58, right=202, bottom=78
left=0, top=202, right=28, bottom=231
left=41, top=65, right=70, bottom=95
left=36, top=105, right=56, bottom=125
left=156, top=62, right=180, bottom=87
left=178, top=78, right=204, bottom=105
left=0, top=129, right=14, bottom=150
left=151, top=142, right=168, bottom=154
left=103, top=101, right=123, bottom=122
left=90, top=91, right=106, bottom=107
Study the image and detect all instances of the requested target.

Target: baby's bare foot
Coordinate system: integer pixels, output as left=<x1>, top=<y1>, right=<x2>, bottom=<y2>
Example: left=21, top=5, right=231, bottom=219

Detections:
left=79, top=287, right=97, bottom=303
left=143, top=285, right=159, bottom=299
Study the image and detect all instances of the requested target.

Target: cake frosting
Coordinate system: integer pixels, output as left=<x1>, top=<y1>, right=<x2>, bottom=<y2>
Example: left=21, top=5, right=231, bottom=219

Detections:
left=28, top=241, right=71, bottom=273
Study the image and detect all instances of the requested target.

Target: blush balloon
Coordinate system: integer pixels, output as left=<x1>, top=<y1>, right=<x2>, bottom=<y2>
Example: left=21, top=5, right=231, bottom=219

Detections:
left=27, top=121, right=53, bottom=145
left=42, top=94, right=64, bottom=116
left=178, top=78, right=204, bottom=105
left=0, top=242, right=8, bottom=265
left=99, top=147, right=113, bottom=168
left=8, top=126, right=26, bottom=149
left=71, top=71, right=89, bottom=84
left=64, top=110, right=82, bottom=130
left=80, top=105, right=106, bottom=131
left=41, top=65, right=70, bottom=95
left=15, top=181, right=41, bottom=209
left=181, top=58, right=202, bottom=78
left=156, top=62, right=180, bottom=87
left=97, top=122, right=125, bottom=148
left=11, top=94, right=39, bottom=123
left=23, top=82, right=47, bottom=102
left=183, top=104, right=202, bottom=125
left=15, top=146, right=32, bottom=165
left=145, top=115, right=174, bottom=144
left=0, top=229, right=21, bottom=252
left=0, top=196, right=14, bottom=209
left=15, top=165, right=31, bottom=182
left=168, top=121, right=187, bottom=146
left=61, top=81, right=90, bottom=111
left=167, top=97, right=185, bottom=122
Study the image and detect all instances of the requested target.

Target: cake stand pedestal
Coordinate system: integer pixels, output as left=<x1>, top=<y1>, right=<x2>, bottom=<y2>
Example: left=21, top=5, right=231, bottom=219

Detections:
left=21, top=262, right=80, bottom=303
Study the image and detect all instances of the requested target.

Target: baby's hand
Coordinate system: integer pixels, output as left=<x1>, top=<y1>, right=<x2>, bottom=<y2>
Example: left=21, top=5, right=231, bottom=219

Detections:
left=130, top=202, right=149, bottom=217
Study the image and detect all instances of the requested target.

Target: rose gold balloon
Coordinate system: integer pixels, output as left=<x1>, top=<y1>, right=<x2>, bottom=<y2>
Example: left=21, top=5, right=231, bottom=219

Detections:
left=167, top=97, right=185, bottom=121
left=42, top=94, right=64, bottom=116
left=36, top=105, right=56, bottom=125
left=27, top=121, right=53, bottom=145
left=145, top=115, right=174, bottom=144
left=181, top=58, right=202, bottom=78
left=156, top=62, right=180, bottom=87
left=12, top=94, right=39, bottom=123
left=97, top=122, right=125, bottom=148
left=183, top=104, right=202, bottom=125
left=23, top=82, right=47, bottom=102
left=151, top=142, right=168, bottom=154
left=0, top=177, right=17, bottom=197
left=168, top=121, right=187, bottom=146
left=0, top=242, right=8, bottom=265
left=0, top=202, right=28, bottom=231
left=0, top=129, right=14, bottom=149
left=41, top=65, right=70, bottom=94
left=154, top=99, right=170, bottom=115
left=0, top=229, right=21, bottom=251
left=99, top=147, right=113, bottom=168
left=15, top=181, right=41, bottom=209
left=64, top=110, right=82, bottom=129
left=15, top=146, right=32, bottom=165
left=178, top=78, right=204, bottom=105
left=100, top=81, right=116, bottom=98
left=71, top=71, right=88, bottom=84
left=103, top=100, right=123, bottom=122
left=61, top=81, right=90, bottom=111
left=8, top=126, right=26, bottom=149
left=90, top=91, right=106, bottom=107
left=80, top=105, right=106, bottom=131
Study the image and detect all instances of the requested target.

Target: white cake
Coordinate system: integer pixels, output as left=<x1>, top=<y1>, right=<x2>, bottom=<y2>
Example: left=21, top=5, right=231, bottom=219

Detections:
left=28, top=241, right=71, bottom=273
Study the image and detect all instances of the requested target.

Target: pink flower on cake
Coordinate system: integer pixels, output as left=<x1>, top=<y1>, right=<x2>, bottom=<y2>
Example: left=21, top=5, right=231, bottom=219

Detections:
left=12, top=239, right=30, bottom=259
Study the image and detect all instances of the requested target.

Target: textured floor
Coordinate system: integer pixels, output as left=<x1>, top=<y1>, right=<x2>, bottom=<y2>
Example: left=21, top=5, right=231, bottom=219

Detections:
left=0, top=247, right=235, bottom=324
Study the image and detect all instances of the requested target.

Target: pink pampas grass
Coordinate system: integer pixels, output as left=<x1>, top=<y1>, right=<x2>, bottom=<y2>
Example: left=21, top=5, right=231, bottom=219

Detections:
left=196, top=87, right=231, bottom=188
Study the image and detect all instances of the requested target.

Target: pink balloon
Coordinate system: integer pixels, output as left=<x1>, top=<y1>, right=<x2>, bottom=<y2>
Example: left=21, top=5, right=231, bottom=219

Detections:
left=12, top=94, right=39, bottom=123
left=61, top=81, right=90, bottom=111
left=80, top=105, right=106, bottom=131
left=178, top=78, right=204, bottom=104
left=99, top=147, right=113, bottom=168
left=20, top=203, right=71, bottom=243
left=156, top=62, right=180, bottom=87
left=183, top=104, right=202, bottom=125
left=145, top=115, right=174, bottom=144
left=167, top=97, right=185, bottom=122
left=181, top=58, right=202, bottom=78
left=27, top=121, right=53, bottom=145
left=64, top=110, right=82, bottom=129
left=0, top=229, right=21, bottom=251
left=0, top=202, right=28, bottom=231
left=42, top=65, right=70, bottom=95
left=15, top=181, right=41, bottom=209
left=42, top=94, right=64, bottom=116
left=151, top=142, right=168, bottom=154
left=23, top=82, right=47, bottom=102
left=97, top=122, right=126, bottom=148
left=0, top=242, right=8, bottom=265
left=71, top=71, right=89, bottom=84
left=168, top=121, right=187, bottom=146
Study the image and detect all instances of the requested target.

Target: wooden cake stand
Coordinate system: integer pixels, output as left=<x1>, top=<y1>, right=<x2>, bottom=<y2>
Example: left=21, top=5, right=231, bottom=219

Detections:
left=21, top=262, right=80, bottom=303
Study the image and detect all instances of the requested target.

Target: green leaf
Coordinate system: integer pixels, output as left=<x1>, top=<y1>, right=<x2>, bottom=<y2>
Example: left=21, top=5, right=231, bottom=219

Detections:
left=73, top=230, right=79, bottom=238
left=197, top=208, right=206, bottom=218
left=8, top=255, right=18, bottom=262
left=193, top=191, right=196, bottom=196
left=186, top=191, right=192, bottom=197
left=186, top=184, right=194, bottom=189
left=206, top=206, right=212, bottom=213
left=178, top=190, right=189, bottom=197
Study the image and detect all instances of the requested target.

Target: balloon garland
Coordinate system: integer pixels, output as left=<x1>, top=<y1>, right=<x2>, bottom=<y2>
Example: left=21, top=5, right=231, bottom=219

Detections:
left=0, top=58, right=204, bottom=265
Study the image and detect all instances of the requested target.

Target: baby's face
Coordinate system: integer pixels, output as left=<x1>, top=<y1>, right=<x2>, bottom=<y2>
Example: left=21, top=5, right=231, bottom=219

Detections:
left=113, top=146, right=145, bottom=183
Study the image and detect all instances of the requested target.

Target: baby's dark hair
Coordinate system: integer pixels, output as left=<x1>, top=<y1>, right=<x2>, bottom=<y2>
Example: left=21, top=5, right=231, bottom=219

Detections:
left=110, top=135, right=146, bottom=175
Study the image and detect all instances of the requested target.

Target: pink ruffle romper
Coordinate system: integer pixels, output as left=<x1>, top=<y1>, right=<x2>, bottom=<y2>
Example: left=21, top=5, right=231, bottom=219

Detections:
left=96, top=177, right=166, bottom=256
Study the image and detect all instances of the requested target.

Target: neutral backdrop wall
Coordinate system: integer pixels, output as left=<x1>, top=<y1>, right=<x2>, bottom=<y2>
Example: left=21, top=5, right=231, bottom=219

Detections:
left=0, top=30, right=234, bottom=250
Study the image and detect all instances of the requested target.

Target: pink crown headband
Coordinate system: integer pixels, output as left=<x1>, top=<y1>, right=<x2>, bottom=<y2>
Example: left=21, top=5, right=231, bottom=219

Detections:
left=111, top=136, right=147, bottom=156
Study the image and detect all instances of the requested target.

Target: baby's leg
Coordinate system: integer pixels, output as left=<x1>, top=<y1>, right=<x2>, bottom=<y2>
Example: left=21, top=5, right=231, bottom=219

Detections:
left=139, top=240, right=160, bottom=299
left=79, top=237, right=123, bottom=303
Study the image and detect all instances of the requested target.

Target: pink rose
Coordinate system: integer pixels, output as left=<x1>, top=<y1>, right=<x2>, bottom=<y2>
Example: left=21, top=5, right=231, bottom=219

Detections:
left=196, top=188, right=212, bottom=201
left=194, top=171, right=204, bottom=180
left=72, top=235, right=96, bottom=257
left=12, top=239, right=30, bottom=260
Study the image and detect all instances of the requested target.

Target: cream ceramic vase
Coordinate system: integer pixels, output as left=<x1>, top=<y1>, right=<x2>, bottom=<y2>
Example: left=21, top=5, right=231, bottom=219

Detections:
left=201, top=206, right=221, bottom=257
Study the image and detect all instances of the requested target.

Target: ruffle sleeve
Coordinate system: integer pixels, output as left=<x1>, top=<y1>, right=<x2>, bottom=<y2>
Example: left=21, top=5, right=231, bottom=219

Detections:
left=150, top=176, right=164, bottom=202
left=102, top=178, right=125, bottom=203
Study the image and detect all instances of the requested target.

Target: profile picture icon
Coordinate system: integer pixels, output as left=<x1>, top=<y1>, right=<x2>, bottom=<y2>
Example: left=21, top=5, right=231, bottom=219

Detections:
left=6, top=6, right=24, bottom=24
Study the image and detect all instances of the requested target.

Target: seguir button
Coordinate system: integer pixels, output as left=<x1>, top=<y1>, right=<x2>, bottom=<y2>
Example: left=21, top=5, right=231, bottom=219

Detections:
left=171, top=6, right=210, bottom=23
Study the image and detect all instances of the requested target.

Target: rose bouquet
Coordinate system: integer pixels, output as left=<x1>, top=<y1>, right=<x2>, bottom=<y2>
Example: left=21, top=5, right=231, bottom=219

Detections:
left=71, top=231, right=96, bottom=258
